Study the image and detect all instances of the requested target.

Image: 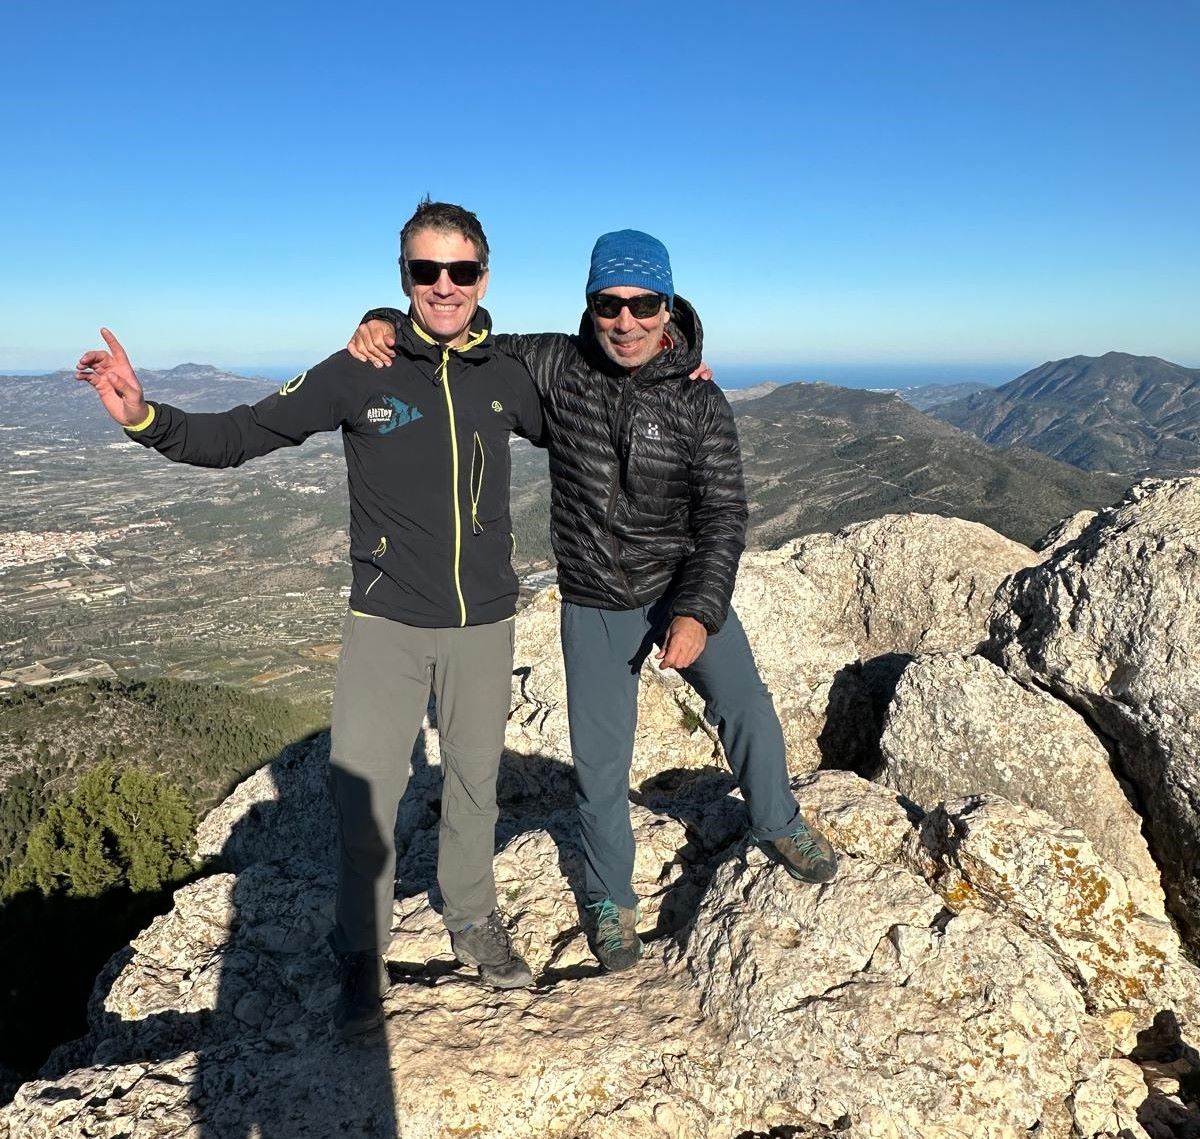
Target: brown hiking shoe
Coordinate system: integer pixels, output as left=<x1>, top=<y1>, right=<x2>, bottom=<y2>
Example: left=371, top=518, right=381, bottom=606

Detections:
left=764, top=818, right=839, bottom=883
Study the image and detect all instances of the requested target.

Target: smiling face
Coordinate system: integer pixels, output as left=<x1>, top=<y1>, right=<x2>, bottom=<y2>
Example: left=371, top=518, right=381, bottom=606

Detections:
left=590, top=287, right=671, bottom=370
left=402, top=227, right=489, bottom=348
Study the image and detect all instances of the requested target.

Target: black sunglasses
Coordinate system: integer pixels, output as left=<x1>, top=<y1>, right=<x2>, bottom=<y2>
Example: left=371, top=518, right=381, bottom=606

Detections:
left=402, top=259, right=484, bottom=287
left=587, top=292, right=666, bottom=320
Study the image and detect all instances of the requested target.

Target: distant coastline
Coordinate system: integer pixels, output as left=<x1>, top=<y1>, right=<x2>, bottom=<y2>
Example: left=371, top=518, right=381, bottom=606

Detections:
left=706, top=361, right=1028, bottom=390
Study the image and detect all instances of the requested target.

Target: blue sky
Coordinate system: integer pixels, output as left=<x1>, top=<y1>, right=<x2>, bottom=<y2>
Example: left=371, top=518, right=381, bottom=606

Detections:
left=2, top=0, right=1197, bottom=385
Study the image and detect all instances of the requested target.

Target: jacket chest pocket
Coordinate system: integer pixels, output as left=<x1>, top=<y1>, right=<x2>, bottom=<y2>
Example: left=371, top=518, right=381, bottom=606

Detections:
left=468, top=429, right=511, bottom=532
left=624, top=417, right=689, bottom=517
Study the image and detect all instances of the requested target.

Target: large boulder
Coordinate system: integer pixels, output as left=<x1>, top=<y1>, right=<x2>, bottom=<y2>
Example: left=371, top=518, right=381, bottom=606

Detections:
left=987, top=478, right=1200, bottom=944
left=731, top=514, right=1040, bottom=774
left=878, top=652, right=1164, bottom=917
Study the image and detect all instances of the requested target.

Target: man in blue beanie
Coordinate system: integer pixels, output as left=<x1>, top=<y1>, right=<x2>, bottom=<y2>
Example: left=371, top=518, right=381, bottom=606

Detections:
left=352, top=228, right=839, bottom=972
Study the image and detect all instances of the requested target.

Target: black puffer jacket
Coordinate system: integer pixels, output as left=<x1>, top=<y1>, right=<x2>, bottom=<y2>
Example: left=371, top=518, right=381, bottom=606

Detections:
left=502, top=297, right=747, bottom=633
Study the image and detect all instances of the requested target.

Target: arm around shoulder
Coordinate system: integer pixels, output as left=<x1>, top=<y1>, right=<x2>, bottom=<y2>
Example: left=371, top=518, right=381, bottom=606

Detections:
left=495, top=332, right=574, bottom=400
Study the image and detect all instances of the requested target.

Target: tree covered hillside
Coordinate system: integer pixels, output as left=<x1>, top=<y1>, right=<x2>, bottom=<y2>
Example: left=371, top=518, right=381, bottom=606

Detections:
left=0, top=679, right=326, bottom=1093
left=0, top=679, right=326, bottom=883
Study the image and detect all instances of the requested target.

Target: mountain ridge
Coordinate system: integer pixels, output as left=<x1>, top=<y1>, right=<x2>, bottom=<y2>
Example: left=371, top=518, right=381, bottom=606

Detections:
left=933, top=351, right=1200, bottom=475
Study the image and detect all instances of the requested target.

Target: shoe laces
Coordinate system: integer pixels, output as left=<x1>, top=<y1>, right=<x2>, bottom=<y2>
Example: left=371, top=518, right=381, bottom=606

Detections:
left=587, top=899, right=629, bottom=953
left=786, top=821, right=824, bottom=860
left=466, top=910, right=514, bottom=954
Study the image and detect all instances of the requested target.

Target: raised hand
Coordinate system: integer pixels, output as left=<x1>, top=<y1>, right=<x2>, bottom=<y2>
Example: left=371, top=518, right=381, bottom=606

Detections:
left=348, top=319, right=397, bottom=368
left=75, top=328, right=151, bottom=427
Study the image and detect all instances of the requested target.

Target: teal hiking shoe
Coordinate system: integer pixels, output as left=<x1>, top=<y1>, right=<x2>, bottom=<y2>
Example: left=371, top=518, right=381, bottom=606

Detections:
left=450, top=910, right=534, bottom=989
left=586, top=899, right=643, bottom=972
left=764, top=817, right=839, bottom=883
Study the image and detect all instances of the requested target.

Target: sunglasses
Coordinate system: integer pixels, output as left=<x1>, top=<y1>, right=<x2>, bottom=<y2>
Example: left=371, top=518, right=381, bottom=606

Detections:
left=402, top=259, right=484, bottom=287
left=587, top=292, right=666, bottom=320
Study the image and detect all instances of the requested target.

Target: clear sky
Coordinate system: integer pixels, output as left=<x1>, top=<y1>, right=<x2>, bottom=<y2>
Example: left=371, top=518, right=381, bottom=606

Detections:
left=2, top=0, right=1197, bottom=384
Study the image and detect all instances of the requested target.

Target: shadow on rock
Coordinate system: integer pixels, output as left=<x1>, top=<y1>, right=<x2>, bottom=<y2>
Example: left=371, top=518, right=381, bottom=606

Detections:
left=30, top=730, right=400, bottom=1139
left=1130, top=1009, right=1200, bottom=1138
left=816, top=652, right=914, bottom=777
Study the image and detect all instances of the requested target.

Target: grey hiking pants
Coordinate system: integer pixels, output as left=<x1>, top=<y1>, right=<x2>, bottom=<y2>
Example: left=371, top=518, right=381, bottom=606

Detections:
left=561, top=599, right=801, bottom=909
left=328, top=611, right=514, bottom=954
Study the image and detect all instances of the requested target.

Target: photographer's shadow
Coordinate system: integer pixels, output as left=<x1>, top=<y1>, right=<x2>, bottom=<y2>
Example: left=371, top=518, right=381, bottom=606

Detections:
left=39, top=705, right=730, bottom=1137
left=42, top=729, right=399, bottom=1138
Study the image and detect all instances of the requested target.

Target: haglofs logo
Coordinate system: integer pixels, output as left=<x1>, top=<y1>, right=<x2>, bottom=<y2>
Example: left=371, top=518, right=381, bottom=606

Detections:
left=369, top=396, right=424, bottom=434
left=644, top=422, right=661, bottom=440
left=491, top=401, right=503, bottom=413
left=279, top=371, right=307, bottom=395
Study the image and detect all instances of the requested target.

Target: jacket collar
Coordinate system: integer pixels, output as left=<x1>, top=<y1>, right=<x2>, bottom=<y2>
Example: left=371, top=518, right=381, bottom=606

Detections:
left=395, top=305, right=496, bottom=368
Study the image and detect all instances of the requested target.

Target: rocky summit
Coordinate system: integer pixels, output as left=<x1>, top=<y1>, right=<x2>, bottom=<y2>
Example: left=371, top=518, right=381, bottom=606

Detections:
left=4, top=481, right=1200, bottom=1138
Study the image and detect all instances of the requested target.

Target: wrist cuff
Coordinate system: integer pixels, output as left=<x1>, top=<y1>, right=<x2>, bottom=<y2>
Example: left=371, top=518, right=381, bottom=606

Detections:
left=126, top=405, right=156, bottom=433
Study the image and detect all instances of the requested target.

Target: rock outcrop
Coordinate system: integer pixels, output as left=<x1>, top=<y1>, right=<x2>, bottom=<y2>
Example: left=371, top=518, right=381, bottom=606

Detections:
left=878, top=652, right=1164, bottom=917
left=5, top=496, right=1200, bottom=1138
left=988, top=479, right=1200, bottom=946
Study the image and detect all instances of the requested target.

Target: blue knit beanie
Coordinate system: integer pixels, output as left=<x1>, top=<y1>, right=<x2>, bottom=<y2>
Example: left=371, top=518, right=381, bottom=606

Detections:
left=586, top=230, right=674, bottom=309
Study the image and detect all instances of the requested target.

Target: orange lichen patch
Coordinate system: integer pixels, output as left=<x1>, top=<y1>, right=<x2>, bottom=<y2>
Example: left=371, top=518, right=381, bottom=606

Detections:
left=1045, top=842, right=1112, bottom=920
left=1085, top=961, right=1151, bottom=1004
left=1131, top=937, right=1168, bottom=964
left=941, top=879, right=979, bottom=910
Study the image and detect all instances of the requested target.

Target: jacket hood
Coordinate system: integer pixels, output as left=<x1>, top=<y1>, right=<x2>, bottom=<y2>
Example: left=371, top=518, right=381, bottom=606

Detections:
left=577, top=295, right=704, bottom=382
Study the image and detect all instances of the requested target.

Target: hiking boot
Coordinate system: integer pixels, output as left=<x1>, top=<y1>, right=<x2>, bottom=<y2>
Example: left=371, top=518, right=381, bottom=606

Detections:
left=332, top=949, right=387, bottom=1037
left=450, top=911, right=534, bottom=989
left=764, top=817, right=839, bottom=884
left=586, top=899, right=643, bottom=972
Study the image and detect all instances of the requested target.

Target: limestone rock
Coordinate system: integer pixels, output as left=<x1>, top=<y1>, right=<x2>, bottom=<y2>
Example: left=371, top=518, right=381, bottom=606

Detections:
left=7, top=773, right=1200, bottom=1138
left=1035, top=509, right=1097, bottom=554
left=733, top=514, right=1040, bottom=773
left=916, top=795, right=1200, bottom=1019
left=11, top=498, right=1200, bottom=1137
left=878, top=652, right=1164, bottom=916
left=672, top=774, right=1092, bottom=1138
left=987, top=478, right=1200, bottom=943
left=1069, top=1059, right=1150, bottom=1139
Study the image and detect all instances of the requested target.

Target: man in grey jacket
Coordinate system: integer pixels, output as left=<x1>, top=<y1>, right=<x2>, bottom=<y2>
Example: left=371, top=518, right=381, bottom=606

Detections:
left=351, top=229, right=838, bottom=973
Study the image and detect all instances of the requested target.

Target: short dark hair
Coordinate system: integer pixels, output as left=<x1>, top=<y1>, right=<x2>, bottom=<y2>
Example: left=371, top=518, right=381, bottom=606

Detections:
left=400, top=197, right=490, bottom=270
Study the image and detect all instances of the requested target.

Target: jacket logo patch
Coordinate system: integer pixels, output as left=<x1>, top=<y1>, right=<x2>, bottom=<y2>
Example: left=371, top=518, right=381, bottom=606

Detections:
left=368, top=396, right=423, bottom=434
left=491, top=401, right=503, bottom=413
left=279, top=371, right=307, bottom=395
left=643, top=422, right=661, bottom=440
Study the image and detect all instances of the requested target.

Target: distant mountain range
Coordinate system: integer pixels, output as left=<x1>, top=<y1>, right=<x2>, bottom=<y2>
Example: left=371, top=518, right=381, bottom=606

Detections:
left=0, top=366, right=275, bottom=442
left=1, top=364, right=1133, bottom=552
left=932, top=352, right=1200, bottom=476
left=728, top=383, right=1124, bottom=548
left=725, top=380, right=992, bottom=411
